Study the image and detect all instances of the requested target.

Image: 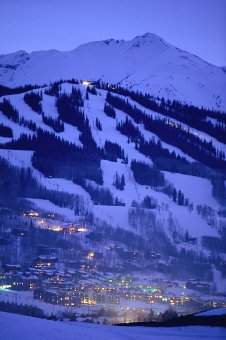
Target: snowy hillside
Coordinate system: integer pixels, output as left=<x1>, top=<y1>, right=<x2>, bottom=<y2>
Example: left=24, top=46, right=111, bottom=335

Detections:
left=0, top=82, right=225, bottom=249
left=0, top=311, right=225, bottom=340
left=0, top=33, right=226, bottom=110
left=0, top=79, right=226, bottom=296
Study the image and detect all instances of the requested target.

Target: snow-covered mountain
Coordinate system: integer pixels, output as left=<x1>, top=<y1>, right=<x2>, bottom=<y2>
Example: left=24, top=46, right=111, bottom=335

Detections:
left=0, top=33, right=226, bottom=111
left=0, top=35, right=226, bottom=293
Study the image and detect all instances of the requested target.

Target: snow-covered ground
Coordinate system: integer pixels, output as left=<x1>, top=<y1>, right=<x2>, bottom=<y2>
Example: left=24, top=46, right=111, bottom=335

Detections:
left=163, top=172, right=219, bottom=209
left=0, top=311, right=225, bottom=340
left=195, top=308, right=226, bottom=316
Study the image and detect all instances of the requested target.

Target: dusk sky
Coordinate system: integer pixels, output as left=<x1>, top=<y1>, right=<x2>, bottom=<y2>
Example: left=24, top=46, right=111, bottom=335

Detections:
left=0, top=0, right=225, bottom=66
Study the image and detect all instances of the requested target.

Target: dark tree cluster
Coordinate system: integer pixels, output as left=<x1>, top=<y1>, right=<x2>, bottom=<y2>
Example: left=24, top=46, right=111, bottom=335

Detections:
left=56, top=88, right=84, bottom=125
left=139, top=137, right=186, bottom=163
left=19, top=117, right=37, bottom=131
left=56, top=89, right=97, bottom=150
left=104, top=103, right=116, bottom=118
left=106, top=92, right=226, bottom=171
left=172, top=188, right=188, bottom=206
left=0, top=301, right=45, bottom=319
left=116, top=116, right=142, bottom=142
left=74, top=176, right=124, bottom=206
left=0, top=123, right=13, bottom=138
left=95, top=117, right=102, bottom=131
left=42, top=114, right=64, bottom=133
left=212, top=176, right=226, bottom=204
left=1, top=129, right=103, bottom=185
left=0, top=98, right=19, bottom=122
left=100, top=82, right=226, bottom=141
left=44, top=83, right=61, bottom=97
left=131, top=160, right=165, bottom=187
left=142, top=196, right=157, bottom=209
left=88, top=223, right=146, bottom=251
left=128, top=91, right=226, bottom=144
left=0, top=84, right=44, bottom=97
left=1, top=133, right=36, bottom=150
left=85, top=184, right=124, bottom=206
left=0, top=156, right=85, bottom=213
left=24, top=91, right=43, bottom=114
left=31, top=130, right=103, bottom=184
left=104, top=140, right=125, bottom=161
left=113, top=172, right=125, bottom=190
left=86, top=86, right=97, bottom=95
left=116, top=115, right=210, bottom=177
left=0, top=99, right=36, bottom=131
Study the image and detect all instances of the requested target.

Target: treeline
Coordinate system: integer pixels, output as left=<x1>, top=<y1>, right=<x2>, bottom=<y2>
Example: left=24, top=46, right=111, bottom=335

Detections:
left=212, top=176, right=226, bottom=204
left=132, top=196, right=157, bottom=209
left=172, top=188, right=188, bottom=206
left=32, top=130, right=103, bottom=184
left=74, top=176, right=124, bottom=206
left=87, top=223, right=147, bottom=251
left=44, top=83, right=61, bottom=97
left=0, top=98, right=19, bottom=121
left=129, top=90, right=226, bottom=143
left=104, top=140, right=125, bottom=162
left=86, top=85, right=97, bottom=95
left=106, top=92, right=226, bottom=171
left=24, top=91, right=43, bottom=113
left=0, top=156, right=85, bottom=213
left=1, top=129, right=103, bottom=185
left=0, top=301, right=45, bottom=318
left=128, top=207, right=176, bottom=255
left=113, top=172, right=125, bottom=190
left=117, top=116, right=142, bottom=142
left=104, top=103, right=116, bottom=118
left=117, top=117, right=202, bottom=175
left=0, top=84, right=44, bottom=97
left=131, top=160, right=165, bottom=187
left=0, top=123, right=13, bottom=137
left=42, top=114, right=64, bottom=133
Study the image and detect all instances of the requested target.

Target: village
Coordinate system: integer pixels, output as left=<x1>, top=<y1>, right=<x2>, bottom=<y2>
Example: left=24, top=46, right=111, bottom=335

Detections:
left=0, top=209, right=225, bottom=323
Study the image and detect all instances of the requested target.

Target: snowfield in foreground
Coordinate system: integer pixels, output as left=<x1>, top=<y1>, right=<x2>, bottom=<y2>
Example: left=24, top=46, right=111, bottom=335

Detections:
left=0, top=312, right=226, bottom=340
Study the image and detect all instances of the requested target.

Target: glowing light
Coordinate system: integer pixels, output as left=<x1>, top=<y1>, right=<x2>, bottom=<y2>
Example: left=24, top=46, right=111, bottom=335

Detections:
left=0, top=285, right=11, bottom=290
left=51, top=226, right=63, bottom=232
left=29, top=212, right=39, bottom=217
left=77, top=227, right=88, bottom=232
left=82, top=81, right=90, bottom=86
left=87, top=252, right=94, bottom=260
left=81, top=298, right=96, bottom=305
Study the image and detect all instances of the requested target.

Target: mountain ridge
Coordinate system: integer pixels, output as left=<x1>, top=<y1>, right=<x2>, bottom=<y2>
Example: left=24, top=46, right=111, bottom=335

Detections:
left=0, top=33, right=225, bottom=111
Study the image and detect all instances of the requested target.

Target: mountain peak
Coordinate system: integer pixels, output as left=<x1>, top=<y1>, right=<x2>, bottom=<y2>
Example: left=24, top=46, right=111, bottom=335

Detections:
left=136, top=32, right=161, bottom=40
left=130, top=32, right=170, bottom=50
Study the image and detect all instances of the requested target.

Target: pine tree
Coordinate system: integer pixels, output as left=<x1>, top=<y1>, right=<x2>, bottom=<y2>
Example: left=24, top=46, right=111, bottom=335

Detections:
left=173, top=188, right=177, bottom=202
left=120, top=174, right=125, bottom=190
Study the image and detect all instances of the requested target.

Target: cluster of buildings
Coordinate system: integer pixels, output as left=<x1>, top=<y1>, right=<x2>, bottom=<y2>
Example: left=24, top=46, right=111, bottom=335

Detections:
left=0, top=209, right=225, bottom=320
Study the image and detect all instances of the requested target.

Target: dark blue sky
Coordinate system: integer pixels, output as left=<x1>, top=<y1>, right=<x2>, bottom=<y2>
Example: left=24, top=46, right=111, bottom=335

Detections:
left=1, top=0, right=225, bottom=66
